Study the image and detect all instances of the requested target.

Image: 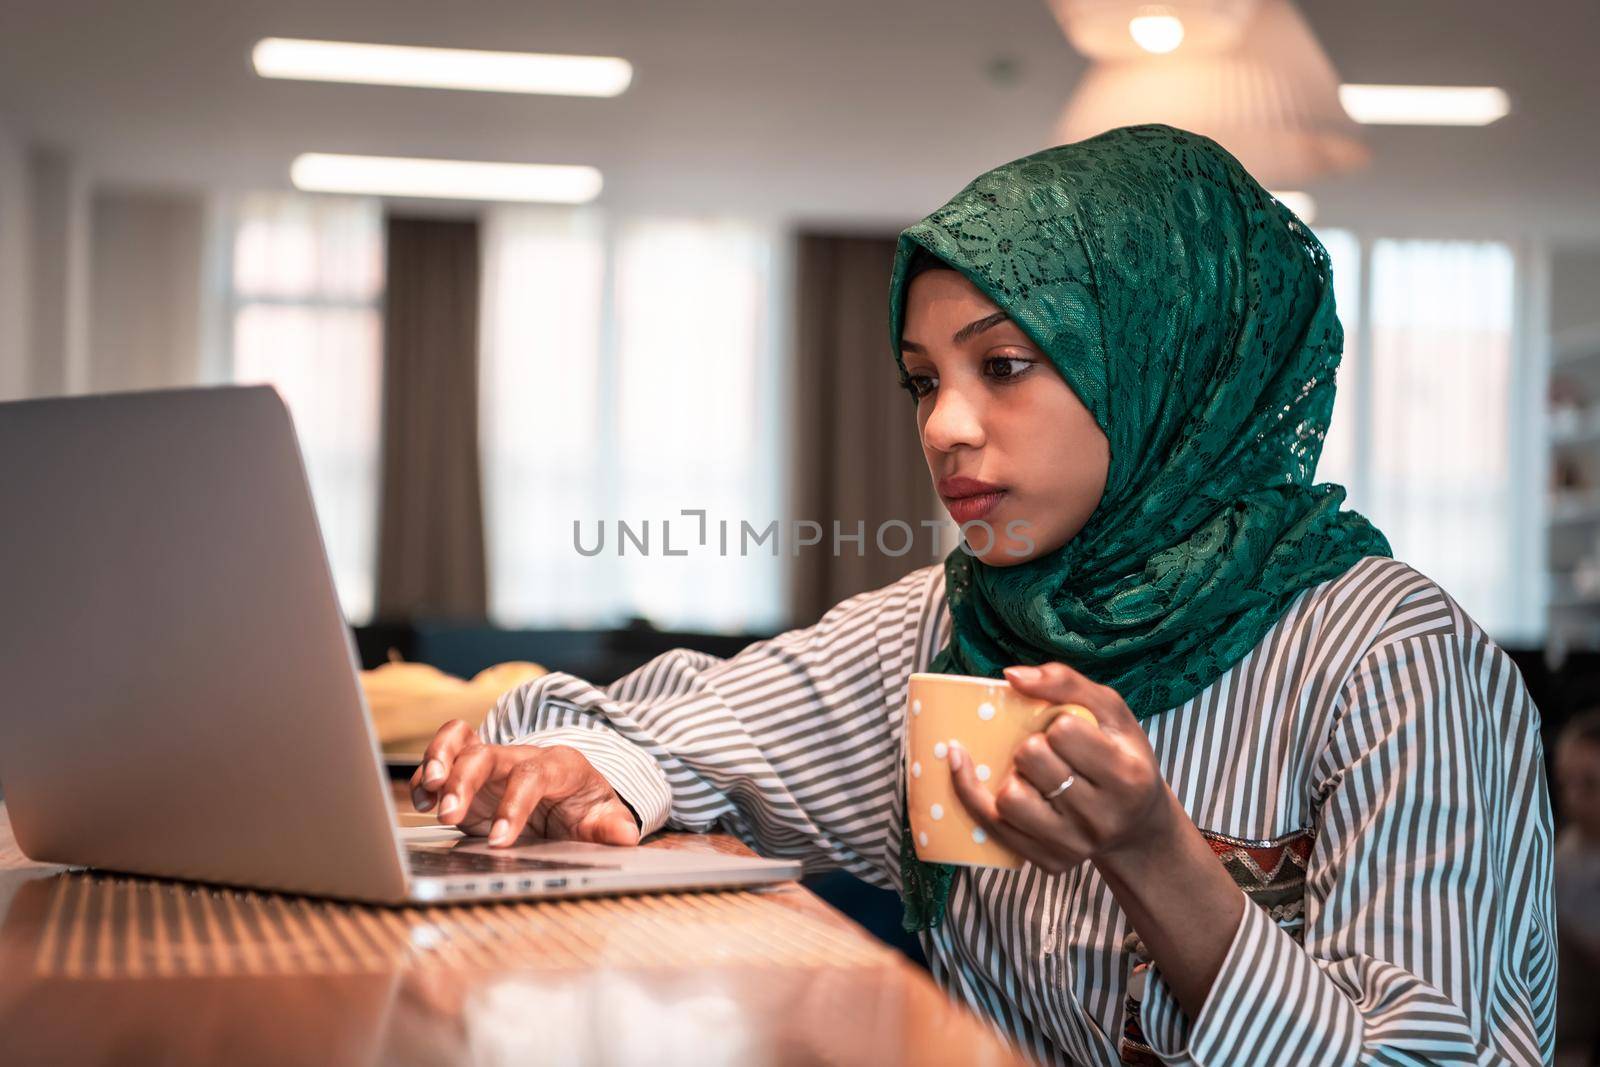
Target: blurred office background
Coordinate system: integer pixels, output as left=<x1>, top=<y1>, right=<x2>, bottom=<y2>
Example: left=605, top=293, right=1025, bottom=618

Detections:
left=2, top=0, right=1599, bottom=1055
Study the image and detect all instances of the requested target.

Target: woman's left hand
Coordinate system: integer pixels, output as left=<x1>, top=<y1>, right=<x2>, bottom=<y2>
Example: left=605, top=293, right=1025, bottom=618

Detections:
left=949, top=661, right=1176, bottom=874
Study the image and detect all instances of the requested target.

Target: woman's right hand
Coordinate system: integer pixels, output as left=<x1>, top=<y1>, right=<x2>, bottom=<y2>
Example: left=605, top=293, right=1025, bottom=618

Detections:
left=408, top=720, right=641, bottom=848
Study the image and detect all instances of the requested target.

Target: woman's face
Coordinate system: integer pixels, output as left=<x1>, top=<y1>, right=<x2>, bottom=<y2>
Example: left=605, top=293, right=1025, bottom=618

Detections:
left=900, top=268, right=1109, bottom=566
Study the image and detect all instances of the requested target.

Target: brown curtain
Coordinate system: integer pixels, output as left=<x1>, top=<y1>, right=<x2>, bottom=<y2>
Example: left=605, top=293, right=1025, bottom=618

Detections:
left=788, top=232, right=943, bottom=626
left=374, top=215, right=488, bottom=621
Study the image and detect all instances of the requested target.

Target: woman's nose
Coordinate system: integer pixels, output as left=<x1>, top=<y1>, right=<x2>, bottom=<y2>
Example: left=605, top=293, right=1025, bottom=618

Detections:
left=921, top=386, right=986, bottom=453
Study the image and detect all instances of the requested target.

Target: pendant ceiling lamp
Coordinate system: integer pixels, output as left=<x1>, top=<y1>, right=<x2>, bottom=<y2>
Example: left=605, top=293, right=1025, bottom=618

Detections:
left=1047, top=0, right=1263, bottom=59
left=1055, top=0, right=1369, bottom=188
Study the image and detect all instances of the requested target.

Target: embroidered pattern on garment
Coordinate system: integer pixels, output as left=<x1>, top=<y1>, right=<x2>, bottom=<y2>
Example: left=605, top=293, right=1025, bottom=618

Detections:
left=1117, top=825, right=1316, bottom=1065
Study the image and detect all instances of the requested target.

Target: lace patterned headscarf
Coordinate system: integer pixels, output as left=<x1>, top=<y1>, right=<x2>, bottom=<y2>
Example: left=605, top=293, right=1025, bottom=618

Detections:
left=889, top=124, right=1391, bottom=932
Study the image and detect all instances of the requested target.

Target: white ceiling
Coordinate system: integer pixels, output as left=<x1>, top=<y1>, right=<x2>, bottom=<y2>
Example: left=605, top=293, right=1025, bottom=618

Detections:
left=1, top=0, right=1597, bottom=238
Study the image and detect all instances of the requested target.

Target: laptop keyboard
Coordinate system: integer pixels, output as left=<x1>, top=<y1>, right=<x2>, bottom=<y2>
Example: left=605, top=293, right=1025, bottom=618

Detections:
left=406, top=847, right=618, bottom=877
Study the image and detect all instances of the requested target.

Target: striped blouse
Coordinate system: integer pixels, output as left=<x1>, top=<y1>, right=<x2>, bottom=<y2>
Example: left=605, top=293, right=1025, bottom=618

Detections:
left=480, top=555, right=1557, bottom=1065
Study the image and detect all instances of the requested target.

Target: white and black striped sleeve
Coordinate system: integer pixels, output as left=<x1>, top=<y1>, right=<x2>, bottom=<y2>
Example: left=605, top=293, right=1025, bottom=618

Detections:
left=478, top=566, right=938, bottom=886
left=1137, top=627, right=1557, bottom=1065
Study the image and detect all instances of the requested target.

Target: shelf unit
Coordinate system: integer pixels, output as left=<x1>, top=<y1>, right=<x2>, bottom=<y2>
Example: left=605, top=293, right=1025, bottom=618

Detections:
left=1546, top=321, right=1600, bottom=665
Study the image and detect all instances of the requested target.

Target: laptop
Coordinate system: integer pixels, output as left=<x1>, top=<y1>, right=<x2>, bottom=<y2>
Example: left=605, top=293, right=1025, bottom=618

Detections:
left=0, top=385, right=801, bottom=904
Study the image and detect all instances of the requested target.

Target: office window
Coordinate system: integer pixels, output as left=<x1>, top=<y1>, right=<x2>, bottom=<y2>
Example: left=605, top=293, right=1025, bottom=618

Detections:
left=1314, top=229, right=1530, bottom=641
left=480, top=208, right=785, bottom=632
left=223, top=193, right=385, bottom=623
left=1312, top=228, right=1362, bottom=490
left=479, top=208, right=610, bottom=625
left=1367, top=239, right=1518, bottom=632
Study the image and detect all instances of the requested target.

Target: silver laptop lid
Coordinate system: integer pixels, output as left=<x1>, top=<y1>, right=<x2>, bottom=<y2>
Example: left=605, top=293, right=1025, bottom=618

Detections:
left=0, top=385, right=410, bottom=902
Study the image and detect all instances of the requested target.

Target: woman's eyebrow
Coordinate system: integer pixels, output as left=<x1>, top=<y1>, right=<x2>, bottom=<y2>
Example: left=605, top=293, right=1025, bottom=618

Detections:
left=952, top=312, right=1010, bottom=344
left=902, top=312, right=1013, bottom=354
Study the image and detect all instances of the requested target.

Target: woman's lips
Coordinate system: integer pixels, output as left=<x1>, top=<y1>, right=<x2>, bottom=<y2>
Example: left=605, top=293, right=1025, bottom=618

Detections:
left=938, top=476, right=1006, bottom=525
left=943, top=489, right=1005, bottom=524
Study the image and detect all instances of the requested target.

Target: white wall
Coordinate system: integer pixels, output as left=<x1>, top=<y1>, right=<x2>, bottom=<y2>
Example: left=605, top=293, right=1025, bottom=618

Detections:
left=87, top=190, right=205, bottom=392
left=26, top=146, right=91, bottom=397
left=0, top=134, right=208, bottom=402
left=0, top=118, right=29, bottom=400
left=1551, top=247, right=1600, bottom=336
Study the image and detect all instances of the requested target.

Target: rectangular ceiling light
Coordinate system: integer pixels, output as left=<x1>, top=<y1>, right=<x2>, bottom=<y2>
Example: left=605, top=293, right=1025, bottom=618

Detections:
left=253, top=37, right=632, bottom=97
left=1338, top=84, right=1510, bottom=126
left=290, top=153, right=603, bottom=203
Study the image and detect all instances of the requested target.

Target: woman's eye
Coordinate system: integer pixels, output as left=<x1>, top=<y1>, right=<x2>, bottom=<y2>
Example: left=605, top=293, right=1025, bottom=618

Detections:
left=983, top=356, right=1034, bottom=381
left=901, top=374, right=936, bottom=399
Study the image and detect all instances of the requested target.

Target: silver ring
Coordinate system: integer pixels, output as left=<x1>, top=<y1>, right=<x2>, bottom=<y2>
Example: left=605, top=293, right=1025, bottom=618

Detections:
left=1043, top=775, right=1075, bottom=800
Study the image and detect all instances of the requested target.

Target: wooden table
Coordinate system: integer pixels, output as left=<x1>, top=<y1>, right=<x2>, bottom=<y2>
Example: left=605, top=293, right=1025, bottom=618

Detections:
left=0, top=802, right=1030, bottom=1066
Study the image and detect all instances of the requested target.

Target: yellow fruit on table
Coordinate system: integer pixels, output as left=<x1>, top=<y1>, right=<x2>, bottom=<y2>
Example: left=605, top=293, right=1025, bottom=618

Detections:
left=359, top=660, right=462, bottom=694
left=470, top=661, right=549, bottom=692
left=358, top=659, right=551, bottom=752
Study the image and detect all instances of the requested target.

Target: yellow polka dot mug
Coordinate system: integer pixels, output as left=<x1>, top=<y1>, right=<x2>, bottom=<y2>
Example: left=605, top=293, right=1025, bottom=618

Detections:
left=905, top=671, right=1094, bottom=868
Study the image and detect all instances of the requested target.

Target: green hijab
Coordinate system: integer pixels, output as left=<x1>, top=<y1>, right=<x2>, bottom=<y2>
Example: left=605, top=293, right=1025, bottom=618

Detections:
left=890, top=124, right=1391, bottom=932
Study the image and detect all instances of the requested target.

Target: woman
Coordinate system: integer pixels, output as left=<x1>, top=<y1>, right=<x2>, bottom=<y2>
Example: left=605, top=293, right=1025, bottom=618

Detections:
left=413, top=124, right=1556, bottom=1064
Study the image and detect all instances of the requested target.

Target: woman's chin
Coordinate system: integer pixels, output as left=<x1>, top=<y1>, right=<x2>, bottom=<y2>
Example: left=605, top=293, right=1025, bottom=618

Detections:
left=956, top=514, right=1053, bottom=566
